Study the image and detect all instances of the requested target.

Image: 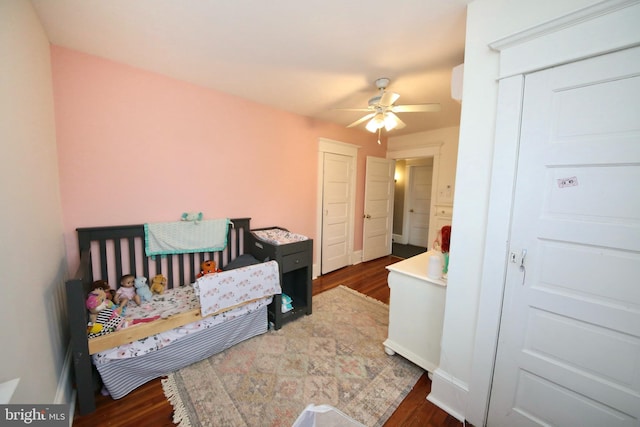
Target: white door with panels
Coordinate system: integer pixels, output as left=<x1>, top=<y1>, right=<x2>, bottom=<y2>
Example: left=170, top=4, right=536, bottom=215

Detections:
left=362, top=156, right=394, bottom=262
left=321, top=152, right=352, bottom=274
left=488, top=46, right=640, bottom=426
left=407, top=164, right=432, bottom=248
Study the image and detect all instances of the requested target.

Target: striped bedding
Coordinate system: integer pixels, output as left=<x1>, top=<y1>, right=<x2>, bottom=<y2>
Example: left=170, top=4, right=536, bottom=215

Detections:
left=95, top=303, right=269, bottom=399
left=92, top=292, right=271, bottom=362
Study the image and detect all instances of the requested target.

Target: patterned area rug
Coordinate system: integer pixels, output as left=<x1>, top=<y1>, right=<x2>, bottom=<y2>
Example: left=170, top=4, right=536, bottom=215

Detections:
left=162, top=285, right=424, bottom=427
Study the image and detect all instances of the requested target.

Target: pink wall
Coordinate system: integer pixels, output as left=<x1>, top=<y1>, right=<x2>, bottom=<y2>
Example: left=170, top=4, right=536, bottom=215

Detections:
left=51, top=46, right=386, bottom=273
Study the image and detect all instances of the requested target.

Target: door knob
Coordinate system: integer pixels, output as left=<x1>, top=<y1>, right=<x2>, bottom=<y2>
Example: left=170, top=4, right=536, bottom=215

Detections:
left=409, top=209, right=414, bottom=212
left=364, top=214, right=371, bottom=219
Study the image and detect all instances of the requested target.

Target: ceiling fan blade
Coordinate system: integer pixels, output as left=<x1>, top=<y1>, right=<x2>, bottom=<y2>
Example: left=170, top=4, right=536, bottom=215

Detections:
left=333, top=107, right=373, bottom=112
left=391, top=103, right=441, bottom=113
left=379, top=91, right=400, bottom=107
left=386, top=112, right=406, bottom=130
left=347, top=113, right=376, bottom=128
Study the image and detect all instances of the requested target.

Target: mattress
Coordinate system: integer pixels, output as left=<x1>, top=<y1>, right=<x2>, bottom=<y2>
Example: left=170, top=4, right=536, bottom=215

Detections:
left=92, top=286, right=271, bottom=362
left=252, top=228, right=309, bottom=245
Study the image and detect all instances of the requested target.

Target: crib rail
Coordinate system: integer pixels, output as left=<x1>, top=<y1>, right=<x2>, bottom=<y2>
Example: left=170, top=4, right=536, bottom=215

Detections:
left=77, top=217, right=250, bottom=289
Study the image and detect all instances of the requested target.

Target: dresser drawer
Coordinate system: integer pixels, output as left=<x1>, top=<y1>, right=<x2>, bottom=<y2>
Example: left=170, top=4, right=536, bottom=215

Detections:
left=282, top=252, right=308, bottom=272
left=435, top=206, right=453, bottom=218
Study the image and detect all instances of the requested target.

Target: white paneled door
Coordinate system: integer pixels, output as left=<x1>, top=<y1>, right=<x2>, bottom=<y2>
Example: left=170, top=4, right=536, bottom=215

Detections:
left=488, top=47, right=640, bottom=426
left=321, top=152, right=351, bottom=274
left=408, top=164, right=432, bottom=248
left=362, top=156, right=394, bottom=262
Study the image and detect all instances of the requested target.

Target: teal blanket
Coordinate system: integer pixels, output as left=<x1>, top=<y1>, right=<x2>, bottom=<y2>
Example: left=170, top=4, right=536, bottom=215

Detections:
left=144, top=218, right=229, bottom=256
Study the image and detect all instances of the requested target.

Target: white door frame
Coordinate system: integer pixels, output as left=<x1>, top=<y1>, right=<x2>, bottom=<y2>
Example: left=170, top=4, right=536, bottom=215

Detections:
left=316, top=138, right=359, bottom=278
left=466, top=1, right=640, bottom=424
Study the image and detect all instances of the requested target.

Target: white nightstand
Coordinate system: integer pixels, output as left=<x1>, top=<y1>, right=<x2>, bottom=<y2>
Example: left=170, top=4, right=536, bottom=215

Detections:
left=384, top=252, right=446, bottom=374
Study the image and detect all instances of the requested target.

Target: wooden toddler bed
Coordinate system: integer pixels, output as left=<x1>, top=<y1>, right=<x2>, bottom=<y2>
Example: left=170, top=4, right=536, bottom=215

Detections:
left=66, top=217, right=280, bottom=415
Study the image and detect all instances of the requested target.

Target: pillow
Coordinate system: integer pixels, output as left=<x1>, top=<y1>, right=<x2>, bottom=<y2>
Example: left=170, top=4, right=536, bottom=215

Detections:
left=222, top=254, right=261, bottom=271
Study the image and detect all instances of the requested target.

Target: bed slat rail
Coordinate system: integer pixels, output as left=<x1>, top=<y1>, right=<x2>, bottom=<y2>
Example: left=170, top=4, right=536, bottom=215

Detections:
left=76, top=218, right=250, bottom=289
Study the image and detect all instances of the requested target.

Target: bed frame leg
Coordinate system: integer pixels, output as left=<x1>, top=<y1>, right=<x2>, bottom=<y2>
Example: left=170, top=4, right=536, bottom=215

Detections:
left=66, top=278, right=97, bottom=415
left=73, top=351, right=96, bottom=415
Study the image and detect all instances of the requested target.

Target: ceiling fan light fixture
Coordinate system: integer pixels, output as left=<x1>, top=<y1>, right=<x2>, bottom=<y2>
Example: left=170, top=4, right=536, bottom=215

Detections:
left=383, top=113, right=399, bottom=131
left=336, top=77, right=441, bottom=136
left=365, top=113, right=385, bottom=133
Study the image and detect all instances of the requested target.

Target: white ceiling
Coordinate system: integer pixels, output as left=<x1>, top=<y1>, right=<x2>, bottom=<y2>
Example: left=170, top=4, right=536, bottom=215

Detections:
left=31, top=0, right=469, bottom=136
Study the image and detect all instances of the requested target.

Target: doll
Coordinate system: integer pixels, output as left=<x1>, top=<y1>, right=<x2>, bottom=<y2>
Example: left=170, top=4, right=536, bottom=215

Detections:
left=91, top=279, right=115, bottom=302
left=433, top=225, right=452, bottom=274
left=86, top=288, right=114, bottom=324
left=436, top=225, right=451, bottom=253
left=114, top=274, right=141, bottom=307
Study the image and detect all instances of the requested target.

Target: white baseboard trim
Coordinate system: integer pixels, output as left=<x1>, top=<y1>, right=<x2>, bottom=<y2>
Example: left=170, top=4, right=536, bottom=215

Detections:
left=392, top=233, right=409, bottom=245
left=55, top=346, right=73, bottom=404
left=0, top=378, right=20, bottom=404
left=314, top=251, right=363, bottom=278
left=427, top=367, right=468, bottom=423
left=56, top=345, right=75, bottom=426
left=67, top=391, right=76, bottom=427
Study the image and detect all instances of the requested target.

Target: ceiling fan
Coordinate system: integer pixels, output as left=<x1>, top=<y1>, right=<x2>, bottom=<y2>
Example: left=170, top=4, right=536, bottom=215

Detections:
left=337, top=77, right=441, bottom=137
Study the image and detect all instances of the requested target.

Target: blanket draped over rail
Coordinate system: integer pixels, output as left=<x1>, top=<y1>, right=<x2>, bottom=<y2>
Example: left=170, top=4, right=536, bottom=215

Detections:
left=144, top=218, right=229, bottom=256
left=194, top=260, right=281, bottom=317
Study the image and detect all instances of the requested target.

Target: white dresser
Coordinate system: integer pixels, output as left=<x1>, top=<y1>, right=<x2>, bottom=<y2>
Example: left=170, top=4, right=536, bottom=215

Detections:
left=384, top=252, right=446, bottom=374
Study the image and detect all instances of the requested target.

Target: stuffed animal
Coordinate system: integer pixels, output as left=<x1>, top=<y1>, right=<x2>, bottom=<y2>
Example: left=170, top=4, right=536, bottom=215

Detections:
left=91, top=279, right=115, bottom=302
left=85, top=288, right=114, bottom=324
left=197, top=260, right=221, bottom=278
left=86, top=288, right=125, bottom=337
left=181, top=212, right=203, bottom=224
left=150, top=274, right=167, bottom=295
left=134, top=276, right=153, bottom=303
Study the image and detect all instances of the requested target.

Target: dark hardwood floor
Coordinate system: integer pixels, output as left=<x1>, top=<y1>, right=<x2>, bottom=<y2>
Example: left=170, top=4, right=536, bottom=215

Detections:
left=73, top=255, right=466, bottom=427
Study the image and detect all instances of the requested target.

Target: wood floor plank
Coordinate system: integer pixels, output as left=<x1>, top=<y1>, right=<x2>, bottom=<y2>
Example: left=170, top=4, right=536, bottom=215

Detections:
left=72, top=256, right=466, bottom=427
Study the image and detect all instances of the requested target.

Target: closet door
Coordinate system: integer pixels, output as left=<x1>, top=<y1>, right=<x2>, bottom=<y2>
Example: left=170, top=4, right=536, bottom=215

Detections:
left=321, top=152, right=351, bottom=274
left=488, top=46, right=640, bottom=426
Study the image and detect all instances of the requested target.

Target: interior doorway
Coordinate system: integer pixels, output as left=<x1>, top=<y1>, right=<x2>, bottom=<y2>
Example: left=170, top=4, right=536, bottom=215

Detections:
left=392, top=157, right=435, bottom=254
